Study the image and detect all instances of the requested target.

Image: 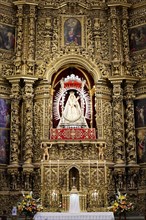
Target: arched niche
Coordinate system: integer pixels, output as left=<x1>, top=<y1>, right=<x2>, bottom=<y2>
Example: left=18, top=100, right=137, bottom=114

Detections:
left=69, top=167, right=80, bottom=191
left=52, top=66, right=96, bottom=129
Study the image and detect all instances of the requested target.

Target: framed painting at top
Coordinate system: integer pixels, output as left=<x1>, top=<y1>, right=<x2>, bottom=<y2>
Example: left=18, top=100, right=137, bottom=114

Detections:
left=129, top=24, right=146, bottom=53
left=61, top=16, right=84, bottom=47
left=0, top=23, right=15, bottom=51
left=0, top=129, right=10, bottom=164
left=0, top=98, right=11, bottom=128
left=134, top=98, right=146, bottom=128
left=136, top=129, right=146, bottom=163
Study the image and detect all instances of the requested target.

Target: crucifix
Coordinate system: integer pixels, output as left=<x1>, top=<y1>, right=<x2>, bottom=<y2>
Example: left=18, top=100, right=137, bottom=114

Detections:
left=72, top=176, right=76, bottom=187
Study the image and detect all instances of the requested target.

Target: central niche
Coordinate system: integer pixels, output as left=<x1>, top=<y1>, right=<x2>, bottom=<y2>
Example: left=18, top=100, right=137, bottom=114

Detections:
left=52, top=67, right=95, bottom=129
left=69, top=167, right=79, bottom=191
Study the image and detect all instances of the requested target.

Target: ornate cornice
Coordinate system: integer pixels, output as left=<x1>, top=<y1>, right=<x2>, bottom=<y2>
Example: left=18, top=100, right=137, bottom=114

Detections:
left=108, top=3, right=131, bottom=8
left=131, top=1, right=146, bottom=8
left=13, top=0, right=38, bottom=6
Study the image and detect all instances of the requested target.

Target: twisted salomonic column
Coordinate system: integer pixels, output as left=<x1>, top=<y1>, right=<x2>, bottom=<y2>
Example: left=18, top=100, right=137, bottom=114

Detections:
left=124, top=82, right=137, bottom=164
left=109, top=6, right=120, bottom=76
left=14, top=4, right=23, bottom=74
left=27, top=4, right=37, bottom=75
left=121, top=6, right=131, bottom=75
left=23, top=80, right=34, bottom=165
left=112, top=80, right=125, bottom=164
left=9, top=80, right=21, bottom=165
left=7, top=79, right=21, bottom=191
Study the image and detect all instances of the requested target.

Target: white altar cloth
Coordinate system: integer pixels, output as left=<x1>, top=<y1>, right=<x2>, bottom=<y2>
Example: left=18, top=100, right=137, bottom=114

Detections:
left=34, top=212, right=114, bottom=220
left=69, top=193, right=80, bottom=213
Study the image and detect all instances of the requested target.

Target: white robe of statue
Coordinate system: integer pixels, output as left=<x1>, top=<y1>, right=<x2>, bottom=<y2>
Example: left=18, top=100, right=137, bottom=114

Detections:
left=63, top=92, right=81, bottom=122
left=58, top=91, right=88, bottom=128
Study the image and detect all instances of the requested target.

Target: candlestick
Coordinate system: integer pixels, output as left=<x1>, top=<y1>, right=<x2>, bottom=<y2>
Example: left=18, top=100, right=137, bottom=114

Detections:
left=97, top=160, right=98, bottom=183
left=41, top=160, right=44, bottom=203
left=57, top=160, right=59, bottom=183
left=50, top=160, right=51, bottom=183
left=104, top=160, right=107, bottom=183
left=89, top=160, right=90, bottom=184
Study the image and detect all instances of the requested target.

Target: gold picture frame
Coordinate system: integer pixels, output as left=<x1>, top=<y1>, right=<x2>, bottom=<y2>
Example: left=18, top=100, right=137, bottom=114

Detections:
left=61, top=16, right=84, bottom=47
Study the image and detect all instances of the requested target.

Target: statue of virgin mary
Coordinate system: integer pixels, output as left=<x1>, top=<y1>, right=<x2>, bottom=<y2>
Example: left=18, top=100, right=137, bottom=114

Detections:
left=58, top=91, right=88, bottom=128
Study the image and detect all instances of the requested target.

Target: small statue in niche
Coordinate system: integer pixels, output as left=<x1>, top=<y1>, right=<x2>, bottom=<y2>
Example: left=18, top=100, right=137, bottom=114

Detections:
left=98, top=143, right=106, bottom=161
left=41, top=143, right=52, bottom=161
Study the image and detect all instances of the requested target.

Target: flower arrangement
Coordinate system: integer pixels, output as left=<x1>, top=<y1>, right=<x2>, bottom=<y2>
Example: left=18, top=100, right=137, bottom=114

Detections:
left=109, top=191, right=134, bottom=215
left=17, top=191, right=43, bottom=217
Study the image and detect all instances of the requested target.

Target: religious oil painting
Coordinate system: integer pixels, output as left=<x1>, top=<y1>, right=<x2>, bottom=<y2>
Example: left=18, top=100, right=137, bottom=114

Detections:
left=0, top=23, right=15, bottom=50
left=136, top=129, right=146, bottom=163
left=129, top=24, right=146, bottom=52
left=64, top=18, right=81, bottom=46
left=0, top=98, right=11, bottom=128
left=0, top=129, right=10, bottom=164
left=134, top=99, right=146, bottom=128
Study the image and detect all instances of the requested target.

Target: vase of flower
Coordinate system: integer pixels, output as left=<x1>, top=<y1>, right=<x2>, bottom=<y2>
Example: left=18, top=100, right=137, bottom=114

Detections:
left=17, top=191, right=43, bottom=220
left=109, top=191, right=134, bottom=220
left=118, top=212, right=127, bottom=220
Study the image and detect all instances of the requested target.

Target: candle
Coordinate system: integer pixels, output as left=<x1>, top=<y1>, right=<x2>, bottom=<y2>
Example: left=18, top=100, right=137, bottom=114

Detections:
left=104, top=160, right=107, bottom=183
left=50, top=160, right=51, bottom=183
left=41, top=160, right=44, bottom=202
left=57, top=160, right=59, bottom=183
left=97, top=160, right=98, bottom=183
left=89, top=160, right=90, bottom=184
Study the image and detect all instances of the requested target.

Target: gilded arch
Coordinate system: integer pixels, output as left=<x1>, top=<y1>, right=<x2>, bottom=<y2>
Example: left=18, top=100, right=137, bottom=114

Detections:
left=44, top=54, right=102, bottom=83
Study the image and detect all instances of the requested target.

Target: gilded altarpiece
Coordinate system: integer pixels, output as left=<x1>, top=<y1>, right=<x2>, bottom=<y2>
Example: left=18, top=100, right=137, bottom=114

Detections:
left=0, top=0, right=146, bottom=217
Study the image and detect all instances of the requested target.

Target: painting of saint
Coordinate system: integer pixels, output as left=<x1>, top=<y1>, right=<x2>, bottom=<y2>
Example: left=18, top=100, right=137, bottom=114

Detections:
left=64, top=18, right=81, bottom=46
left=136, top=129, right=146, bottom=163
left=0, top=24, right=15, bottom=50
left=129, top=24, right=146, bottom=52
left=0, top=98, right=11, bottom=128
left=0, top=129, right=10, bottom=164
left=134, top=99, right=146, bottom=128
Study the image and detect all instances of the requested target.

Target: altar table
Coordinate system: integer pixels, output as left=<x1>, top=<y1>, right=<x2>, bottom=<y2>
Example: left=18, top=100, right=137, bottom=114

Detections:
left=34, top=212, right=115, bottom=220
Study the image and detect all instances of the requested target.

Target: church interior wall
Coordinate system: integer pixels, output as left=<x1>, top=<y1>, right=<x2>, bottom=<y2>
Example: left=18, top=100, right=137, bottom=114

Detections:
left=0, top=0, right=146, bottom=217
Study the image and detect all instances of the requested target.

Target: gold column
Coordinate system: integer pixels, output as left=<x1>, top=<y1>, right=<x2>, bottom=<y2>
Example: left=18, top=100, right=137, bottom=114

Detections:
left=109, top=6, right=121, bottom=76
left=111, top=80, right=125, bottom=164
left=122, top=6, right=131, bottom=71
left=23, top=79, right=34, bottom=166
left=7, top=79, right=21, bottom=190
left=14, top=3, right=23, bottom=75
left=9, top=79, right=21, bottom=165
left=27, top=4, right=37, bottom=75
left=124, top=81, right=137, bottom=164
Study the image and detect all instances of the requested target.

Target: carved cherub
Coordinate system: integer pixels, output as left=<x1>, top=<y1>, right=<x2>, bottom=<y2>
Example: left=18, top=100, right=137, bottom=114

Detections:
left=41, top=143, right=52, bottom=161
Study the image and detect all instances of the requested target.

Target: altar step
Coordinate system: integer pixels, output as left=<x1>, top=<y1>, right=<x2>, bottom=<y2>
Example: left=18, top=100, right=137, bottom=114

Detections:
left=0, top=216, right=145, bottom=220
left=115, top=216, right=145, bottom=220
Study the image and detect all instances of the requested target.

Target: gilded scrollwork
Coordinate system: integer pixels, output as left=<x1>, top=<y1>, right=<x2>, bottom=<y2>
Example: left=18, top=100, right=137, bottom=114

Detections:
left=86, top=17, right=94, bottom=59
left=51, top=17, right=59, bottom=54
left=127, top=168, right=139, bottom=190
left=114, top=168, right=126, bottom=190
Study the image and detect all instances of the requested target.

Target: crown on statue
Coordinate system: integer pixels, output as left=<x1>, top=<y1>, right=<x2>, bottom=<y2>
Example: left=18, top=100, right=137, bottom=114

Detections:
left=60, top=74, right=85, bottom=89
